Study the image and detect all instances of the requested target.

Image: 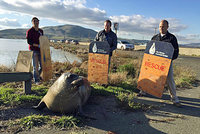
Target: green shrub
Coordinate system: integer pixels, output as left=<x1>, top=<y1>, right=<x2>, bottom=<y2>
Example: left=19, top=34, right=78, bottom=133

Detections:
left=117, top=63, right=136, bottom=78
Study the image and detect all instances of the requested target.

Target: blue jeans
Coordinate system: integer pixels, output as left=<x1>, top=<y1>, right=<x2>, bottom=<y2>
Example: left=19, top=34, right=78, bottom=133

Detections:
left=32, top=51, right=42, bottom=82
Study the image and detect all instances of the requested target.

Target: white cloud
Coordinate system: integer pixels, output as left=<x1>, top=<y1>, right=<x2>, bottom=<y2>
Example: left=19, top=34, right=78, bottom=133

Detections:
left=176, top=34, right=200, bottom=44
left=0, top=0, right=197, bottom=43
left=0, top=0, right=187, bottom=33
left=110, top=15, right=187, bottom=37
left=0, top=18, right=21, bottom=29
left=0, top=0, right=107, bottom=27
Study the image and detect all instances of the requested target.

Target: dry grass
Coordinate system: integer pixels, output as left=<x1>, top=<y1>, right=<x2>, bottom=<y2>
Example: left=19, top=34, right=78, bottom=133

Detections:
left=135, top=45, right=200, bottom=56
left=0, top=65, right=13, bottom=72
left=79, top=42, right=90, bottom=46
left=52, top=62, right=72, bottom=76
left=134, top=45, right=146, bottom=51
left=174, top=65, right=196, bottom=88
left=109, top=72, right=128, bottom=85
left=179, top=47, right=200, bottom=56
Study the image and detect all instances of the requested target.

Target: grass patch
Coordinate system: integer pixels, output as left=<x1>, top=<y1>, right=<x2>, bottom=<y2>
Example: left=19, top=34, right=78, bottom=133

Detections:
left=52, top=116, right=80, bottom=129
left=12, top=114, right=81, bottom=130
left=70, top=67, right=87, bottom=77
left=91, top=83, right=138, bottom=96
left=116, top=92, right=154, bottom=111
left=91, top=84, right=113, bottom=96
left=31, top=85, right=48, bottom=96
left=174, top=66, right=197, bottom=88
left=0, top=87, right=19, bottom=105
left=117, top=63, right=136, bottom=78
left=0, top=85, right=48, bottom=106
left=18, top=114, right=50, bottom=130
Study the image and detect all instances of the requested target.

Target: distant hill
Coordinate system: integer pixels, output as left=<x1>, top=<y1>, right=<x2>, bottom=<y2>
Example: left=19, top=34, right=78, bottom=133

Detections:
left=0, top=24, right=97, bottom=41
left=0, top=24, right=150, bottom=43
left=180, top=43, right=200, bottom=48
left=0, top=28, right=27, bottom=39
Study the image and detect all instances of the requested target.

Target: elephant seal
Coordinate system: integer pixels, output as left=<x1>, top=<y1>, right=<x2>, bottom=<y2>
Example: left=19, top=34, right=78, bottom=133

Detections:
left=34, top=72, right=91, bottom=113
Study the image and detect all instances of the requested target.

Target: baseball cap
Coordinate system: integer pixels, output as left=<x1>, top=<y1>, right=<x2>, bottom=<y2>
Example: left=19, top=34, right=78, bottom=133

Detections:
left=32, top=17, right=39, bottom=22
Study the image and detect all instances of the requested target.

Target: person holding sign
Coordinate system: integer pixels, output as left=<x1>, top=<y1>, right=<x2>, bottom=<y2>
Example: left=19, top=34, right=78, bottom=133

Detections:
left=94, top=20, right=117, bottom=70
left=26, top=17, right=43, bottom=84
left=138, top=20, right=181, bottom=107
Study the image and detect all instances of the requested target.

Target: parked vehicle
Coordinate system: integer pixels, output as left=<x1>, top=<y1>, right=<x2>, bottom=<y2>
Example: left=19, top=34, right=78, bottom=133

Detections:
left=57, top=39, right=65, bottom=43
left=70, top=40, right=79, bottom=45
left=65, top=39, right=72, bottom=44
left=117, top=40, right=134, bottom=50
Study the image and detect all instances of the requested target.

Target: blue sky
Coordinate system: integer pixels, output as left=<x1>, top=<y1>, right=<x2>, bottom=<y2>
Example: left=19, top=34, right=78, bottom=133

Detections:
left=0, top=0, right=199, bottom=44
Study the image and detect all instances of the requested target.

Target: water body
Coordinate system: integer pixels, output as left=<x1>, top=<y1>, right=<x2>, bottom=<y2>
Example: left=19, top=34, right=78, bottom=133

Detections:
left=0, top=38, right=81, bottom=67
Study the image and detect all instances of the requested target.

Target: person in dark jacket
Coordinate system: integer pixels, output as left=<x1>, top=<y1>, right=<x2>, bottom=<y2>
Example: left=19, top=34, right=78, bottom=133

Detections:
left=151, top=20, right=179, bottom=60
left=26, top=17, right=43, bottom=84
left=138, top=20, right=181, bottom=107
left=94, top=20, right=117, bottom=70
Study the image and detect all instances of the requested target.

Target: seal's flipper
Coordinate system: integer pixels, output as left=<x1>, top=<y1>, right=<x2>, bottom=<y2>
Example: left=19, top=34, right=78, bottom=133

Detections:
left=71, top=78, right=84, bottom=87
left=32, top=101, right=46, bottom=110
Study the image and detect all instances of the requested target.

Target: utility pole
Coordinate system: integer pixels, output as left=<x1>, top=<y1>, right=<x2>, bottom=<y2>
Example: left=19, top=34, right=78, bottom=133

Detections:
left=154, top=27, right=157, bottom=35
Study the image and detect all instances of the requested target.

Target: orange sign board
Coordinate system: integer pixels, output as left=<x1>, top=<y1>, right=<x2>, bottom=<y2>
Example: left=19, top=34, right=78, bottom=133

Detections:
left=137, top=53, right=171, bottom=98
left=39, top=36, right=52, bottom=81
left=88, top=53, right=109, bottom=84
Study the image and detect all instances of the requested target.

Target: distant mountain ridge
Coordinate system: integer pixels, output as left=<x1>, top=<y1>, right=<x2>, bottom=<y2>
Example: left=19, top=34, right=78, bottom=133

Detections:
left=180, top=43, right=200, bottom=48
left=0, top=24, right=97, bottom=41
left=1, top=25, right=199, bottom=47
